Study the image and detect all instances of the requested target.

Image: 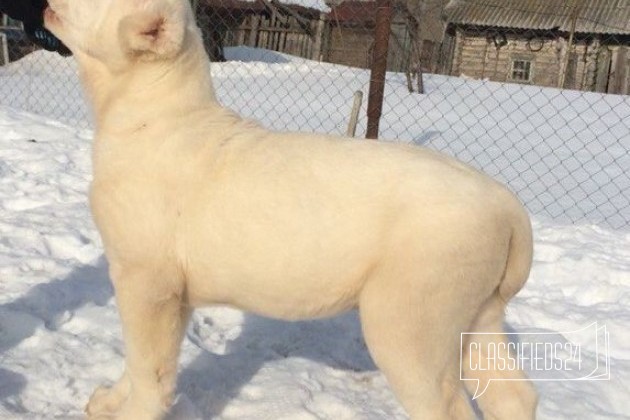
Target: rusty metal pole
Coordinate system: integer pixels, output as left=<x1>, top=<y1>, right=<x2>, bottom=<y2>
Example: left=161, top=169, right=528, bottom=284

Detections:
left=366, top=0, right=393, bottom=139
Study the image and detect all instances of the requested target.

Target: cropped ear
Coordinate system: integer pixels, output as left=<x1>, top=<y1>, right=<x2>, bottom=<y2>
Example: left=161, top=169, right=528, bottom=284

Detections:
left=118, top=10, right=186, bottom=60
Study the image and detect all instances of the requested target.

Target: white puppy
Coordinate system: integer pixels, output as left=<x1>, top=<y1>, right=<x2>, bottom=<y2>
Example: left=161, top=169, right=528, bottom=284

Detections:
left=44, top=0, right=537, bottom=419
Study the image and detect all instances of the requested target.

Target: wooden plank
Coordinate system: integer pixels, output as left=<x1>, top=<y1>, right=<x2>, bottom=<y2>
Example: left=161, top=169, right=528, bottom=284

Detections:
left=0, top=33, right=8, bottom=66
left=249, top=15, right=260, bottom=47
left=623, top=47, right=630, bottom=95
left=608, top=47, right=620, bottom=94
left=594, top=45, right=610, bottom=93
left=311, top=13, right=325, bottom=61
left=347, top=90, right=364, bottom=137
left=564, top=52, right=578, bottom=89
left=610, top=47, right=628, bottom=95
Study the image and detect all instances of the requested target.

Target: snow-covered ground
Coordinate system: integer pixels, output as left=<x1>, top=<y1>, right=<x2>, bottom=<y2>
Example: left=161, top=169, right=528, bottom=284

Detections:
left=0, top=49, right=629, bottom=419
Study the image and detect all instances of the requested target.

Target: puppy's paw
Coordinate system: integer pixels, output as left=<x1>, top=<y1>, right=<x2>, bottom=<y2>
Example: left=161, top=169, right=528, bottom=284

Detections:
left=85, top=385, right=127, bottom=418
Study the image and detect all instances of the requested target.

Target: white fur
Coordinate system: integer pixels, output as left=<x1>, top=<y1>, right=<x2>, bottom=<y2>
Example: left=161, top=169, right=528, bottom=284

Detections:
left=45, top=1, right=537, bottom=419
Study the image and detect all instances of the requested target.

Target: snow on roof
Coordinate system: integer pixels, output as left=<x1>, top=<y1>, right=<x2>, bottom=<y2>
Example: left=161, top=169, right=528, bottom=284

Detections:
left=282, top=0, right=330, bottom=12
left=202, top=0, right=330, bottom=13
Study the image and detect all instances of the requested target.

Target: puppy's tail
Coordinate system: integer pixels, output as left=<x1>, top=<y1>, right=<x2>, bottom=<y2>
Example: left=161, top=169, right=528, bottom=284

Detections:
left=498, top=196, right=533, bottom=303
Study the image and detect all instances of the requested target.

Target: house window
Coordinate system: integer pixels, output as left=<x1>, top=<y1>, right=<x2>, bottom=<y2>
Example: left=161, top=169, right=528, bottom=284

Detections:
left=511, top=59, right=533, bottom=82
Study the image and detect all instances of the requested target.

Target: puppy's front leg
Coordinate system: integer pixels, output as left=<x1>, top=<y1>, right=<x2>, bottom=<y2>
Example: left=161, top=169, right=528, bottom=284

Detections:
left=86, top=264, right=190, bottom=420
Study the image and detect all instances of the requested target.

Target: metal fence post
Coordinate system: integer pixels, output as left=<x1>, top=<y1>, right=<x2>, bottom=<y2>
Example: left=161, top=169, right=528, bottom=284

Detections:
left=366, top=0, right=393, bottom=140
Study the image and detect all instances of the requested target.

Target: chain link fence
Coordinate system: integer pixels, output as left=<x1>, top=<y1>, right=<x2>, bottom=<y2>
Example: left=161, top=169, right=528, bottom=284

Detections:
left=1, top=0, right=629, bottom=228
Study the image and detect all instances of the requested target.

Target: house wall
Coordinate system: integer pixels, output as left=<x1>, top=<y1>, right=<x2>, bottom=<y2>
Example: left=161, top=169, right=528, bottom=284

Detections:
left=223, top=13, right=323, bottom=60
left=325, top=18, right=411, bottom=72
left=327, top=26, right=374, bottom=69
left=452, top=30, right=565, bottom=87
left=447, top=27, right=630, bottom=94
left=608, top=46, right=630, bottom=95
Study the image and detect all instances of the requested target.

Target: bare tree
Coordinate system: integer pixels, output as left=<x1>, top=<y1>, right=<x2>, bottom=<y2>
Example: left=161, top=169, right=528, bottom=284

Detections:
left=402, top=2, right=424, bottom=93
left=400, top=0, right=448, bottom=93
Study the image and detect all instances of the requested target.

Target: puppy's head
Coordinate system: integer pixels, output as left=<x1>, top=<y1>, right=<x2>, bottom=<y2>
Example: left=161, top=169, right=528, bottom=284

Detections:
left=44, top=0, right=192, bottom=69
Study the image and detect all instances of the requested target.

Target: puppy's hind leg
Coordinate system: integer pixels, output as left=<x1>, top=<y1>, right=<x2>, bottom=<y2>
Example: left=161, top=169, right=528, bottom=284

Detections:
left=358, top=276, right=475, bottom=420
left=462, top=295, right=537, bottom=420
left=86, top=264, right=191, bottom=420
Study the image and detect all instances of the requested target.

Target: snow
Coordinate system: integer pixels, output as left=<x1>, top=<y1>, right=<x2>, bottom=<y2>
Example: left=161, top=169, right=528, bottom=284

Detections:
left=0, top=49, right=629, bottom=419
left=281, top=0, right=329, bottom=12
left=241, top=0, right=330, bottom=12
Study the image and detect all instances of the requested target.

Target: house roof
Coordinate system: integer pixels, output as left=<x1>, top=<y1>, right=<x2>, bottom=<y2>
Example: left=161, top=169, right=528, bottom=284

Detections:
left=444, top=0, right=630, bottom=35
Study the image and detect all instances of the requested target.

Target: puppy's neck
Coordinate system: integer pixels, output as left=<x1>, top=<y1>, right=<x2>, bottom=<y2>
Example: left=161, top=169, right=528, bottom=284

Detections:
left=80, top=38, right=219, bottom=132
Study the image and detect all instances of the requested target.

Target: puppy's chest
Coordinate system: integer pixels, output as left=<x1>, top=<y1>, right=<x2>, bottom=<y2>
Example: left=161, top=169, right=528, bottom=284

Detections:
left=89, top=170, right=181, bottom=260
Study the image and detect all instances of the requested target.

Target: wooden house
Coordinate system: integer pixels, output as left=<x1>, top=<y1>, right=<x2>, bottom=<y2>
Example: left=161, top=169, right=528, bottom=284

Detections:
left=199, top=0, right=411, bottom=69
left=196, top=0, right=326, bottom=61
left=325, top=0, right=448, bottom=72
left=441, top=0, right=630, bottom=94
left=0, top=14, right=35, bottom=65
left=325, top=1, right=411, bottom=70
left=196, top=0, right=450, bottom=72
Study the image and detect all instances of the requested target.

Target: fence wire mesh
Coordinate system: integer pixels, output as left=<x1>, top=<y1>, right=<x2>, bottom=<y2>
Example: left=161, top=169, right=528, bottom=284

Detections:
left=1, top=0, right=629, bottom=228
